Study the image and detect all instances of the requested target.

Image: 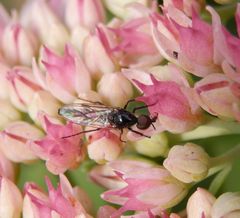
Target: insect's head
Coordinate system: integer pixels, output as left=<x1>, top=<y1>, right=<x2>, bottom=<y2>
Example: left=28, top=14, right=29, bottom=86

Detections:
left=136, top=114, right=158, bottom=130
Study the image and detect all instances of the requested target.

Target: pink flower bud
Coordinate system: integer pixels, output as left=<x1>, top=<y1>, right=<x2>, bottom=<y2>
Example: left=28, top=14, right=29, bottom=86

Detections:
left=125, top=68, right=202, bottom=133
left=97, top=73, right=133, bottom=107
left=27, top=90, right=61, bottom=124
left=211, top=192, right=240, bottom=218
left=20, top=0, right=69, bottom=51
left=0, top=121, right=43, bottom=163
left=87, top=129, right=122, bottom=164
left=0, top=99, right=21, bottom=129
left=152, top=8, right=220, bottom=77
left=187, top=188, right=216, bottom=218
left=0, top=177, right=23, bottom=217
left=90, top=158, right=154, bottom=189
left=7, top=66, right=42, bottom=112
left=23, top=174, right=92, bottom=218
left=194, top=74, right=239, bottom=121
left=164, top=143, right=210, bottom=183
left=2, top=21, right=38, bottom=66
left=102, top=164, right=188, bottom=217
left=65, top=0, right=105, bottom=30
left=37, top=44, right=92, bottom=103
left=30, top=115, right=85, bottom=174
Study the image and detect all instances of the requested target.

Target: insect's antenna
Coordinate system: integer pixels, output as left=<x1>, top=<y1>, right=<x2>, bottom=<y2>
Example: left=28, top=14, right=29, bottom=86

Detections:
left=61, top=128, right=101, bottom=139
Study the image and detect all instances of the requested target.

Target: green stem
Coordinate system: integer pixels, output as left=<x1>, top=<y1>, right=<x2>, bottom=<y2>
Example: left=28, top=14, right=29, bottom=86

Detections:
left=179, top=119, right=240, bottom=141
left=210, top=144, right=240, bottom=167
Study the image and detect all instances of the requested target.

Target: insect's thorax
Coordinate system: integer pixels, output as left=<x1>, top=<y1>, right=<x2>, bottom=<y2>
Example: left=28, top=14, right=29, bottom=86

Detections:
left=108, top=109, right=138, bottom=129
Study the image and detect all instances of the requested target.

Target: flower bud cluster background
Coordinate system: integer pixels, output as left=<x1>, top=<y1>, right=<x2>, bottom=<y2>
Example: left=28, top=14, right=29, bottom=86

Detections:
left=0, top=0, right=239, bottom=217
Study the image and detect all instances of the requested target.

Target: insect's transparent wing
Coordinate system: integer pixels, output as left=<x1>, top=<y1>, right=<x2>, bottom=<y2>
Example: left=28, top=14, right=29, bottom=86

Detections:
left=58, top=103, right=113, bottom=128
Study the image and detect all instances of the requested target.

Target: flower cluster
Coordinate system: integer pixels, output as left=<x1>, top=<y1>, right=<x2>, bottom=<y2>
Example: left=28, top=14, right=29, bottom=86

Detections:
left=0, top=0, right=239, bottom=217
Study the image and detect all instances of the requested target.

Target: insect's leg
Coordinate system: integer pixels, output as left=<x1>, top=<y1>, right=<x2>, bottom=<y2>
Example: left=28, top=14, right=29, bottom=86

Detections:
left=151, top=123, right=156, bottom=130
left=61, top=128, right=101, bottom=139
left=128, top=127, right=151, bottom=138
left=119, top=129, right=126, bottom=143
left=132, top=102, right=157, bottom=113
left=123, top=99, right=136, bottom=109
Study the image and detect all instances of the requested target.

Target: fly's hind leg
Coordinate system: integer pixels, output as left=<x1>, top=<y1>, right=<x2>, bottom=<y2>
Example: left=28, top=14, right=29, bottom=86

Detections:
left=128, top=127, right=151, bottom=138
left=61, top=128, right=101, bottom=139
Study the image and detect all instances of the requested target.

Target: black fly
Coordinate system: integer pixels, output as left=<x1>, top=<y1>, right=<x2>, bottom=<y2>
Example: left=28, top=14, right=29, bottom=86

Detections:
left=58, top=99, right=157, bottom=142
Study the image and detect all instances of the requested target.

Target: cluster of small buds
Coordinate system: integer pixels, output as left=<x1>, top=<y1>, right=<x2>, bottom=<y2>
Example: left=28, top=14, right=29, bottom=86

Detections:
left=0, top=0, right=239, bottom=217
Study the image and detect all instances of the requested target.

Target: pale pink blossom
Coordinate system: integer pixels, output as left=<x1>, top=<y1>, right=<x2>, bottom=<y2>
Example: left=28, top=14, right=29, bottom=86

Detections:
left=7, top=66, right=42, bottom=112
left=194, top=73, right=240, bottom=121
left=33, top=44, right=92, bottom=103
left=1, top=21, right=39, bottom=66
left=163, top=143, right=210, bottom=183
left=124, top=68, right=202, bottom=133
left=30, top=115, right=85, bottom=174
left=0, top=177, right=23, bottom=218
left=83, top=32, right=115, bottom=79
left=109, top=17, right=162, bottom=68
left=27, top=90, right=61, bottom=124
left=87, top=129, right=122, bottom=164
left=187, top=188, right=216, bottom=218
left=151, top=8, right=221, bottom=77
left=102, top=164, right=188, bottom=217
left=20, top=0, right=69, bottom=51
left=97, top=72, right=133, bottom=107
left=23, top=174, right=92, bottom=218
left=65, top=0, right=105, bottom=30
left=103, top=0, right=151, bottom=20
left=0, top=121, right=43, bottom=163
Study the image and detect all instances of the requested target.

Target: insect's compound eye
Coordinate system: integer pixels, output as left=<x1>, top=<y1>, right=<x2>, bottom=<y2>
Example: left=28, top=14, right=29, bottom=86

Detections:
left=136, top=115, right=151, bottom=130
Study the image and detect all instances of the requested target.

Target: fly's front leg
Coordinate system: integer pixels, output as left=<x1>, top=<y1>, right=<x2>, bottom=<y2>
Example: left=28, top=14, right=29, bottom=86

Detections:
left=132, top=102, right=157, bottom=113
left=124, top=99, right=136, bottom=109
left=128, top=127, right=151, bottom=138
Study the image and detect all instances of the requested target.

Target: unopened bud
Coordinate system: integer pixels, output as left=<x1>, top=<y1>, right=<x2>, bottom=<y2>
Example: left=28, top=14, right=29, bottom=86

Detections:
left=97, top=73, right=133, bottom=107
left=132, top=133, right=168, bottom=157
left=163, top=143, right=210, bottom=183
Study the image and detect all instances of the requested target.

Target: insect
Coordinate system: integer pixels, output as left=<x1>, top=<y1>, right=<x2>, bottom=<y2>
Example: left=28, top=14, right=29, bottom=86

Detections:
left=58, top=99, right=158, bottom=142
